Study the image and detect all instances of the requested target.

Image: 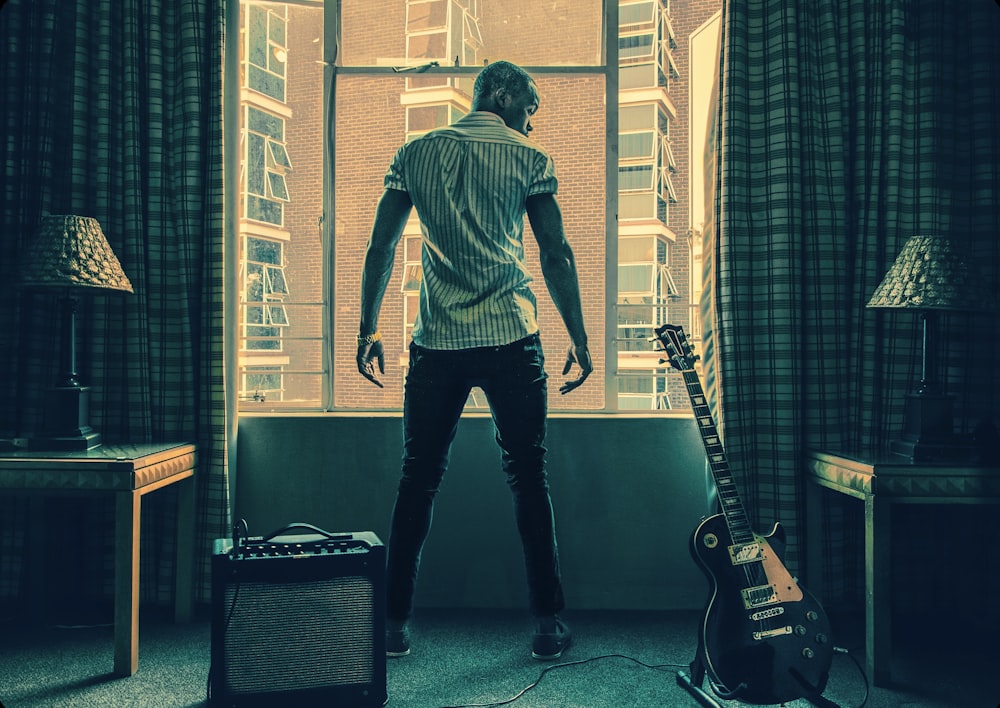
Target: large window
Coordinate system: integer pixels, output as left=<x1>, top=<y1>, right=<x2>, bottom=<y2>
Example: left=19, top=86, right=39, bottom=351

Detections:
left=230, top=0, right=714, bottom=412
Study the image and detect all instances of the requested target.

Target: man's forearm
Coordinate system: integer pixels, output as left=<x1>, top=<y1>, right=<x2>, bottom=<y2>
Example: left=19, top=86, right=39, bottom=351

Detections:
left=526, top=193, right=588, bottom=345
left=540, top=248, right=588, bottom=346
left=358, top=189, right=413, bottom=335
left=359, top=244, right=396, bottom=335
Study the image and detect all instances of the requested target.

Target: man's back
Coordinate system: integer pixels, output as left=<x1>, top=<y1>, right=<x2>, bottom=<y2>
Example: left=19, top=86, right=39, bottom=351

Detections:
left=384, top=111, right=558, bottom=349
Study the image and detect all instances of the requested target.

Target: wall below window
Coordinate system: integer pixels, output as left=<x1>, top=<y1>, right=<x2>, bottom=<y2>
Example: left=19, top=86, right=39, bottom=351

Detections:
left=236, top=414, right=714, bottom=612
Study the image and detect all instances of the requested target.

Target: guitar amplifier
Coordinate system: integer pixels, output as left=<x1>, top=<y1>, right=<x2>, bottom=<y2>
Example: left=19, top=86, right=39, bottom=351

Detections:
left=209, top=523, right=387, bottom=707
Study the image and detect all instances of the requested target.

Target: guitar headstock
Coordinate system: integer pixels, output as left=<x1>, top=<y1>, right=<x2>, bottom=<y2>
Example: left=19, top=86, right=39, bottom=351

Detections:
left=654, top=324, right=699, bottom=371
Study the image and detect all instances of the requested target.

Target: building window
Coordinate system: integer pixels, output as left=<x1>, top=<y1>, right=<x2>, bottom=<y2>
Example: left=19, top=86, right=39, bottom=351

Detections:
left=243, top=367, right=284, bottom=403
left=401, top=235, right=423, bottom=347
left=619, top=102, right=676, bottom=223
left=242, top=236, right=289, bottom=352
left=246, top=5, right=287, bottom=102
left=406, top=103, right=465, bottom=141
left=617, top=234, right=675, bottom=409
left=245, top=107, right=292, bottom=226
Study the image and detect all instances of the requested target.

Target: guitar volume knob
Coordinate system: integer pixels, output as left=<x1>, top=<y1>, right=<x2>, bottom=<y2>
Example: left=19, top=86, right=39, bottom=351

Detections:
left=802, top=647, right=815, bottom=659
left=806, top=610, right=819, bottom=622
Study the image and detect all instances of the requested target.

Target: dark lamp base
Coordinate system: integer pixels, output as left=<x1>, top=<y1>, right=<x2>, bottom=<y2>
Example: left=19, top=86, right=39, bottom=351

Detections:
left=28, top=384, right=103, bottom=451
left=889, top=390, right=977, bottom=463
left=901, top=390, right=954, bottom=442
left=28, top=429, right=102, bottom=451
left=889, top=436, right=976, bottom=463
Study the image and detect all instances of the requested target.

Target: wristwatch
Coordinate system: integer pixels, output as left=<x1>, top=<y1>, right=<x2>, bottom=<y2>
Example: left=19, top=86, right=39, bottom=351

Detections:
left=357, top=331, right=382, bottom=347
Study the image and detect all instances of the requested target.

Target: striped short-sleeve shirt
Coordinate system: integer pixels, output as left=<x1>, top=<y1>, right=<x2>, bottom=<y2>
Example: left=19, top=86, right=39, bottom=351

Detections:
left=384, top=111, right=558, bottom=350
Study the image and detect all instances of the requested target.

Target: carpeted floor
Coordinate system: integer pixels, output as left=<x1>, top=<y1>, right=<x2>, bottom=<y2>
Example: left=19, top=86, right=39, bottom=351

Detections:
left=0, top=606, right=995, bottom=707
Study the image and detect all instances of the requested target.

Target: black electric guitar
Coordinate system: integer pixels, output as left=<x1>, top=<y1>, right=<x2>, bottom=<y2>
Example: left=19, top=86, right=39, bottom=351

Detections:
left=654, top=324, right=833, bottom=705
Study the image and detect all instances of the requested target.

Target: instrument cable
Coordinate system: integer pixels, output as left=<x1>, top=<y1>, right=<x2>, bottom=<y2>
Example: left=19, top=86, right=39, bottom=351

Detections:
left=439, top=653, right=688, bottom=708
left=439, top=647, right=870, bottom=708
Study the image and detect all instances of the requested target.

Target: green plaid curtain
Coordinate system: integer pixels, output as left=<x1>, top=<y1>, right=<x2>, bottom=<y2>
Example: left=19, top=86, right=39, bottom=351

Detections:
left=713, top=0, right=1000, bottom=602
left=0, top=0, right=229, bottom=604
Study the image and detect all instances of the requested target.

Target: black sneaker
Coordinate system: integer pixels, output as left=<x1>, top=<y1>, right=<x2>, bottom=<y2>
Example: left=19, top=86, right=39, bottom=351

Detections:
left=386, top=619, right=410, bottom=657
left=531, top=615, right=571, bottom=660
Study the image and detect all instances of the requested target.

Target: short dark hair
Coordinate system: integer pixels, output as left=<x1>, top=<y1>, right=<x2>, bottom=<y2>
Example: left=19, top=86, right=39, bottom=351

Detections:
left=472, top=61, right=533, bottom=104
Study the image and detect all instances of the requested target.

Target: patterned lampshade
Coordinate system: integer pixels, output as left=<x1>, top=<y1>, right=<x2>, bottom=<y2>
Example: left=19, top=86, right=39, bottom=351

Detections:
left=20, top=214, right=133, bottom=293
left=867, top=235, right=995, bottom=311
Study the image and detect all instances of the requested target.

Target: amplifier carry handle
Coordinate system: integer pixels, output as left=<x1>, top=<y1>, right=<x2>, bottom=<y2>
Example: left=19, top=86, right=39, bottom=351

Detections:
left=261, top=522, right=353, bottom=543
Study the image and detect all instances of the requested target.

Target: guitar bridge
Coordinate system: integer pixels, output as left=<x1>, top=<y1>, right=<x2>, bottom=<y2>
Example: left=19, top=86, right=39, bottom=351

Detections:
left=752, top=625, right=793, bottom=641
left=742, top=584, right=778, bottom=609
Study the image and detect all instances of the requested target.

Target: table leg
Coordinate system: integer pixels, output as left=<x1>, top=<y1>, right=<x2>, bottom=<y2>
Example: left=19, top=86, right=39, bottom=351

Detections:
left=174, top=475, right=195, bottom=623
left=26, top=496, right=47, bottom=623
left=114, top=490, right=141, bottom=677
left=803, top=478, right=825, bottom=595
left=865, top=493, right=892, bottom=686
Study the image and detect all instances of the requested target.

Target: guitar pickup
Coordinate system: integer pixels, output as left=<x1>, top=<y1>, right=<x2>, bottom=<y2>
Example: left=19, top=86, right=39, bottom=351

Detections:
left=742, top=584, right=778, bottom=608
left=752, top=625, right=793, bottom=641
left=750, top=606, right=785, bottom=621
left=729, top=542, right=764, bottom=565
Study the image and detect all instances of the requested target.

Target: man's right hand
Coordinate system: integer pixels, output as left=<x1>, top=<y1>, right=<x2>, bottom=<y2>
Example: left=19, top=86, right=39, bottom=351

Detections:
left=559, top=342, right=593, bottom=395
left=357, top=340, right=386, bottom=388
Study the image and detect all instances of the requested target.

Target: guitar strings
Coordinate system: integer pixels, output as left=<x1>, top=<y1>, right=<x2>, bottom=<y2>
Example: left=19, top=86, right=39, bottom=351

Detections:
left=683, top=368, right=771, bottom=638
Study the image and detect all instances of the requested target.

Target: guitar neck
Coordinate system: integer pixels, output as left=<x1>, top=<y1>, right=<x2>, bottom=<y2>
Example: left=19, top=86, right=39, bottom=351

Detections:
left=681, top=368, right=755, bottom=546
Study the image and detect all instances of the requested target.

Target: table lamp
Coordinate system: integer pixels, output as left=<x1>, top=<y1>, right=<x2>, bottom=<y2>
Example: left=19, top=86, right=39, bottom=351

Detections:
left=19, top=214, right=134, bottom=450
left=867, top=235, right=996, bottom=461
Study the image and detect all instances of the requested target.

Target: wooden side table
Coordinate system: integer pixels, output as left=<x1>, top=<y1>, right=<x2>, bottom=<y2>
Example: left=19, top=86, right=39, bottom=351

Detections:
left=804, top=449, right=1000, bottom=686
left=0, top=442, right=197, bottom=676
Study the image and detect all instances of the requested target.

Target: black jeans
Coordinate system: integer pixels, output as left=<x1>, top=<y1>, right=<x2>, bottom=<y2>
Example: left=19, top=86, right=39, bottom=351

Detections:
left=385, top=333, right=565, bottom=621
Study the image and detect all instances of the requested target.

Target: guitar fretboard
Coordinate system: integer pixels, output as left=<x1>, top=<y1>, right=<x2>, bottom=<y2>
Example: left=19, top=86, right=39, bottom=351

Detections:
left=681, top=368, right=755, bottom=546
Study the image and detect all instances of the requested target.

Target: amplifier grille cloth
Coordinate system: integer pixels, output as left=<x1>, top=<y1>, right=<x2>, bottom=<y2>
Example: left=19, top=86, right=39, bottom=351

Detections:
left=222, top=575, right=374, bottom=694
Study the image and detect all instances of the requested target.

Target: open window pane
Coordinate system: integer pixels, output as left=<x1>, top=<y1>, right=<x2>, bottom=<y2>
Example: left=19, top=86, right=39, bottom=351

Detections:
left=268, top=141, right=292, bottom=169
left=267, top=171, right=289, bottom=201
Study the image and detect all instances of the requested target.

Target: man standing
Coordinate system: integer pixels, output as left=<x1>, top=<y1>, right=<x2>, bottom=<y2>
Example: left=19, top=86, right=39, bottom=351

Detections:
left=355, top=60, right=592, bottom=661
